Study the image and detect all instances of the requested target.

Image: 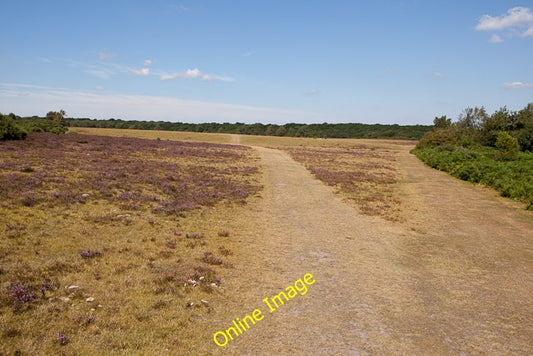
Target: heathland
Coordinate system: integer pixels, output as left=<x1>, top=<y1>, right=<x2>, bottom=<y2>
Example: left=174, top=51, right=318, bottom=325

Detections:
left=1, top=122, right=532, bottom=354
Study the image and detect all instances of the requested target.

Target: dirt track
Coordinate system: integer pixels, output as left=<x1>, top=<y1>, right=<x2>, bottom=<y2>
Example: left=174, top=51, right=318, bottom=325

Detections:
left=209, top=143, right=533, bottom=355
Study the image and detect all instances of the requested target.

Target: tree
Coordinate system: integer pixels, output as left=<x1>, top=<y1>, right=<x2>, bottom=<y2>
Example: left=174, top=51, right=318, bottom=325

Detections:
left=456, top=107, right=487, bottom=131
left=495, top=131, right=519, bottom=160
left=433, top=115, right=451, bottom=129
left=274, top=126, right=287, bottom=136
left=480, top=106, right=513, bottom=146
left=514, top=103, right=533, bottom=151
left=46, top=110, right=66, bottom=124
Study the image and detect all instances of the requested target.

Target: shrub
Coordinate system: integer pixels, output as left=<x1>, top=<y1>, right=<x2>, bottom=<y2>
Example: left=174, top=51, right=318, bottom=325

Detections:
left=416, top=129, right=456, bottom=149
left=495, top=131, right=520, bottom=161
left=412, top=146, right=533, bottom=209
left=0, top=115, right=27, bottom=140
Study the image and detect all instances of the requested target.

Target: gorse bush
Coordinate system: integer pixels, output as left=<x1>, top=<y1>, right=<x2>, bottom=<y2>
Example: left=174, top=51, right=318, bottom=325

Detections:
left=0, top=114, right=27, bottom=140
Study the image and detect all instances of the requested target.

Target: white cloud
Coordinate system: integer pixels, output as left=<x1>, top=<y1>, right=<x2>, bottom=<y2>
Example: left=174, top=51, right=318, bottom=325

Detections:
left=86, top=69, right=112, bottom=80
left=98, top=52, right=117, bottom=61
left=144, top=59, right=153, bottom=66
left=160, top=68, right=235, bottom=82
left=476, top=7, right=533, bottom=30
left=490, top=34, right=503, bottom=43
left=523, top=27, right=533, bottom=37
left=502, top=81, right=533, bottom=89
left=476, top=7, right=533, bottom=42
left=130, top=68, right=150, bottom=76
left=0, top=83, right=319, bottom=124
left=432, top=72, right=444, bottom=79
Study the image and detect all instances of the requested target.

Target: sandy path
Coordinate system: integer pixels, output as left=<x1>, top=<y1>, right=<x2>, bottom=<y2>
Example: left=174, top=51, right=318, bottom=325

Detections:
left=209, top=145, right=532, bottom=355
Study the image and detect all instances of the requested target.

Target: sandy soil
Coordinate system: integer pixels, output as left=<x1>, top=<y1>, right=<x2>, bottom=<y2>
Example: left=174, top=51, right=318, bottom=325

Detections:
left=205, top=142, right=532, bottom=355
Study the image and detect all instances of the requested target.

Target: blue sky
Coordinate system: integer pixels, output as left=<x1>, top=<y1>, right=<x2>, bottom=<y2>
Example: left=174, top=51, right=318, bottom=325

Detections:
left=1, top=1, right=532, bottom=125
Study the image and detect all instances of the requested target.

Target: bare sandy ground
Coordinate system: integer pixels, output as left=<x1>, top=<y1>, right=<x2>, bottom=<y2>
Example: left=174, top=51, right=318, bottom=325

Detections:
left=206, top=143, right=532, bottom=355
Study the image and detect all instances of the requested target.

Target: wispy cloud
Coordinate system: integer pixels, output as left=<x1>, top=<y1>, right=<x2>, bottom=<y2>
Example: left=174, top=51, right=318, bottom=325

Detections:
left=476, top=7, right=533, bottom=42
left=170, top=4, right=189, bottom=11
left=130, top=68, right=150, bottom=76
left=0, top=83, right=318, bottom=124
left=432, top=72, right=444, bottom=79
left=38, top=57, right=53, bottom=63
left=86, top=69, right=113, bottom=80
left=490, top=34, right=503, bottom=43
left=502, top=81, right=533, bottom=89
left=304, top=89, right=323, bottom=96
left=98, top=52, right=117, bottom=61
left=160, top=68, right=235, bottom=82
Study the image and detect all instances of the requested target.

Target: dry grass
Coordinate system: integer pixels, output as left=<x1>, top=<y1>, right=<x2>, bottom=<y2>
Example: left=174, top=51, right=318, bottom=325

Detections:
left=0, top=132, right=261, bottom=355
left=7, top=128, right=528, bottom=354
left=279, top=145, right=402, bottom=221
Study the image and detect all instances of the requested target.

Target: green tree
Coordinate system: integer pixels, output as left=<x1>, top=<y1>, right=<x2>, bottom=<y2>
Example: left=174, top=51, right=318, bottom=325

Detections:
left=46, top=110, right=66, bottom=123
left=495, top=131, right=519, bottom=161
left=514, top=103, right=533, bottom=151
left=274, top=126, right=287, bottom=136
left=433, top=115, right=451, bottom=129
left=480, top=107, right=513, bottom=146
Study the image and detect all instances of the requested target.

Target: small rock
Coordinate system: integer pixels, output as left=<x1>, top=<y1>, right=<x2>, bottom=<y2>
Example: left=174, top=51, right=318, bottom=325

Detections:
left=186, top=302, right=194, bottom=308
left=81, top=193, right=90, bottom=198
left=199, top=276, right=205, bottom=281
left=97, top=304, right=103, bottom=308
left=67, top=285, right=79, bottom=290
left=210, top=283, right=218, bottom=288
left=59, top=297, right=70, bottom=302
left=201, top=299, right=209, bottom=305
left=90, top=308, right=95, bottom=312
left=86, top=297, right=95, bottom=302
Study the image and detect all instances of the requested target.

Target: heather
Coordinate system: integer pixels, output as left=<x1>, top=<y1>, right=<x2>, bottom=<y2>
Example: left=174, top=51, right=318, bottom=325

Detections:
left=281, top=145, right=401, bottom=221
left=0, top=132, right=260, bottom=354
left=0, top=132, right=259, bottom=212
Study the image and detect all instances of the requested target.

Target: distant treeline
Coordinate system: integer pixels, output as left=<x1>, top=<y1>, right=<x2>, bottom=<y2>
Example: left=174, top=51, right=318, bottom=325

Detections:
left=66, top=118, right=431, bottom=140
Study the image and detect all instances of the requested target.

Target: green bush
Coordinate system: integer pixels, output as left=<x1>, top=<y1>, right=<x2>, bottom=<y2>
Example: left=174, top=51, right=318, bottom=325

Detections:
left=494, top=131, right=519, bottom=161
left=412, top=146, right=533, bottom=210
left=0, top=115, right=27, bottom=140
left=416, top=129, right=456, bottom=149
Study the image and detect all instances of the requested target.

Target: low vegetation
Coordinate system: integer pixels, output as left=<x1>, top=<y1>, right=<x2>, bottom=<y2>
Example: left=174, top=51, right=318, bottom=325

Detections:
left=281, top=145, right=401, bottom=221
left=0, top=132, right=261, bottom=354
left=413, top=103, right=533, bottom=209
left=0, top=111, right=68, bottom=140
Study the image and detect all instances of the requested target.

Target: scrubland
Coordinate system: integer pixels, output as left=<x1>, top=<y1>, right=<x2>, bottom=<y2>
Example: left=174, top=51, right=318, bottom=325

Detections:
left=0, top=132, right=261, bottom=354
left=1, top=128, right=531, bottom=355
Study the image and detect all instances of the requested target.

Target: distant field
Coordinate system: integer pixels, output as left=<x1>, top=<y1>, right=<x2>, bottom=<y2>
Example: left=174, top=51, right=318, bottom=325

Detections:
left=70, top=126, right=417, bottom=148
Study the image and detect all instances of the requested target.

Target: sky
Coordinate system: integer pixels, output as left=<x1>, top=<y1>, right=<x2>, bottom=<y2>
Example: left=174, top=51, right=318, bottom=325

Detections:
left=1, top=1, right=532, bottom=125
